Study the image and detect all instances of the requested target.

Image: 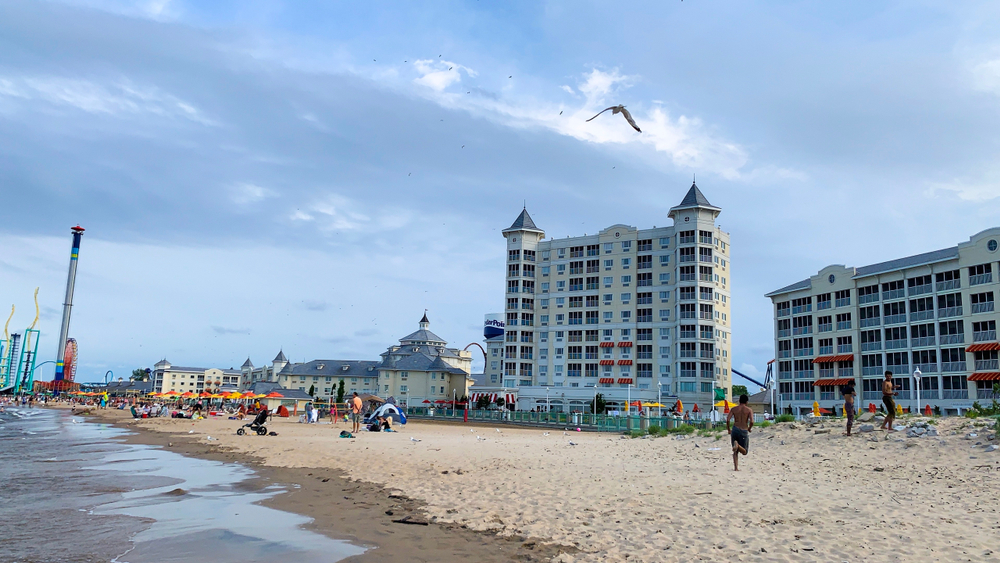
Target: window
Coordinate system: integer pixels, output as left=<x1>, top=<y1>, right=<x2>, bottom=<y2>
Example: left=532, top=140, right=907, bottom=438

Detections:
left=568, top=330, right=583, bottom=342
left=570, top=261, right=583, bottom=274
left=586, top=276, right=599, bottom=290
left=570, top=246, right=584, bottom=258
left=816, top=293, right=831, bottom=310
left=587, top=244, right=600, bottom=256
left=621, top=257, right=631, bottom=269
left=659, top=273, right=670, bottom=283
left=621, top=240, right=631, bottom=251
left=969, top=263, right=993, bottom=286
left=621, top=292, right=632, bottom=303
left=971, top=292, right=995, bottom=314
left=660, top=290, right=670, bottom=301
left=637, top=272, right=652, bottom=286
left=604, top=242, right=613, bottom=253
left=508, top=249, right=520, bottom=262
left=541, top=282, right=549, bottom=293
left=637, top=255, right=652, bottom=270
left=659, top=237, right=670, bottom=248
left=659, top=309, right=669, bottom=320
left=569, top=278, right=583, bottom=291
left=604, top=259, right=614, bottom=270
left=557, top=264, right=566, bottom=274
left=569, top=311, right=582, bottom=324
left=834, top=289, right=851, bottom=307
left=621, top=275, right=631, bottom=286
left=603, top=276, right=613, bottom=287
left=541, top=266, right=550, bottom=276
left=621, top=310, right=631, bottom=321
left=569, top=296, right=582, bottom=308
left=659, top=255, right=670, bottom=265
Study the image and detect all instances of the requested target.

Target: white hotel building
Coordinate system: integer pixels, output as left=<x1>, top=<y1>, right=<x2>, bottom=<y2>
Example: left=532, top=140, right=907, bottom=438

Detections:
left=766, top=228, right=1000, bottom=416
left=490, top=183, right=733, bottom=412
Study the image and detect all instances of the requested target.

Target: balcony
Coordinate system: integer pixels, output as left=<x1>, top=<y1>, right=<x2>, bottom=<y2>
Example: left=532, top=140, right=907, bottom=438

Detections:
left=908, top=284, right=932, bottom=296
left=884, top=314, right=906, bottom=325
left=976, top=359, right=1000, bottom=371
left=679, top=235, right=695, bottom=244
left=794, top=370, right=813, bottom=379
left=819, top=346, right=833, bottom=355
left=838, top=368, right=854, bottom=378
left=895, top=390, right=912, bottom=400
left=914, top=362, right=937, bottom=373
left=679, top=255, right=695, bottom=263
left=860, top=318, right=880, bottom=328
left=700, top=371, right=715, bottom=379
left=920, top=389, right=939, bottom=400
left=699, top=255, right=712, bottom=263
left=836, top=321, right=852, bottom=330
left=680, top=311, right=696, bottom=319
left=859, top=293, right=879, bottom=304
left=778, top=372, right=792, bottom=380
left=817, top=300, right=831, bottom=310
left=792, top=326, right=813, bottom=335
left=883, top=289, right=905, bottom=301
left=942, top=361, right=966, bottom=372
left=792, top=305, right=812, bottom=314
left=911, top=336, right=935, bottom=347
left=910, top=310, right=934, bottom=322
left=974, top=330, right=997, bottom=342
left=699, top=274, right=713, bottom=282
left=818, top=323, right=833, bottom=333
left=937, top=280, right=960, bottom=291
left=940, top=334, right=965, bottom=345
left=838, top=344, right=853, bottom=353
left=679, top=273, right=696, bottom=281
left=938, top=306, right=963, bottom=318
left=819, top=368, right=835, bottom=378
left=777, top=329, right=791, bottom=338
left=820, top=392, right=835, bottom=400
left=943, top=389, right=969, bottom=400
left=972, top=302, right=995, bottom=314
left=698, top=312, right=712, bottom=320
left=970, top=273, right=993, bottom=286
left=862, top=366, right=884, bottom=376
left=777, top=309, right=790, bottom=317
left=794, top=392, right=814, bottom=401
left=680, top=294, right=696, bottom=301
left=679, top=370, right=697, bottom=378
left=861, top=341, right=882, bottom=352
left=835, top=298, right=851, bottom=307
left=699, top=235, right=713, bottom=244
left=780, top=393, right=793, bottom=401
left=862, top=391, right=882, bottom=401
left=886, top=365, right=909, bottom=376
left=778, top=350, right=791, bottom=358
left=794, top=348, right=814, bottom=357
left=885, top=339, right=908, bottom=350
left=680, top=331, right=696, bottom=339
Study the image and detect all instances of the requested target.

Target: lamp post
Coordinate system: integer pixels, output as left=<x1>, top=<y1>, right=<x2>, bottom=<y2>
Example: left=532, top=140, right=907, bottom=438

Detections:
left=546, top=387, right=550, bottom=414
left=913, top=368, right=922, bottom=414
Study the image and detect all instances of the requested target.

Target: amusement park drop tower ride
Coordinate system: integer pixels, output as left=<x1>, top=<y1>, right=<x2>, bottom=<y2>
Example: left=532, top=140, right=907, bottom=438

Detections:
left=54, top=226, right=84, bottom=382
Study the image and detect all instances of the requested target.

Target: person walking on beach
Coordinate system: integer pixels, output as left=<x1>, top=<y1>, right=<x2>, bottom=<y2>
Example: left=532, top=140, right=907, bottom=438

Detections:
left=330, top=402, right=339, bottom=425
left=350, top=392, right=363, bottom=434
left=842, top=381, right=857, bottom=436
left=880, top=371, right=899, bottom=431
left=726, top=394, right=753, bottom=471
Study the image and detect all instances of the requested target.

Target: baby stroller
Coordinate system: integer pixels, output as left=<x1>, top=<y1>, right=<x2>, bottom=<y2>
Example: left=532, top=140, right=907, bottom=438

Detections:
left=236, top=409, right=269, bottom=436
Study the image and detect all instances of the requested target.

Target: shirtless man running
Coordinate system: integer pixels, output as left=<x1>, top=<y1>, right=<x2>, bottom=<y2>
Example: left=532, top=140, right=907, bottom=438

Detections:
left=726, top=394, right=754, bottom=471
left=879, top=371, right=899, bottom=431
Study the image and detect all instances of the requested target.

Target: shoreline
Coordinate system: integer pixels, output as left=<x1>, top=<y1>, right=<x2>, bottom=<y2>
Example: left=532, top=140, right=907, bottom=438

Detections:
left=83, top=407, right=569, bottom=563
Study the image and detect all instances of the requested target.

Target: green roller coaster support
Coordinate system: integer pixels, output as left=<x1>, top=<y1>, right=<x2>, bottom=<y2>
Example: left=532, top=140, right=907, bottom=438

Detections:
left=15, top=328, right=40, bottom=394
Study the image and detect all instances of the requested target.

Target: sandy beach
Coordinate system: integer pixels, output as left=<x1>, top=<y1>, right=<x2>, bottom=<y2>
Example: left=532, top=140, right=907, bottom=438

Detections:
left=91, top=408, right=1000, bottom=562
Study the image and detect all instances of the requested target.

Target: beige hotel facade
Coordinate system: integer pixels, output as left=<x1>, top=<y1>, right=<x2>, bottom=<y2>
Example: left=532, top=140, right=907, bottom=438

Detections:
left=490, top=183, right=733, bottom=412
left=766, top=228, right=1000, bottom=415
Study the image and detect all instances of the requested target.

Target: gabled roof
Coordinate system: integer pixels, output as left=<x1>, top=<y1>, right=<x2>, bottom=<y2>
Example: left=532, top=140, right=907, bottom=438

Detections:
left=279, top=359, right=380, bottom=377
left=382, top=351, right=468, bottom=374
left=273, top=350, right=288, bottom=363
left=420, top=312, right=429, bottom=324
left=503, top=208, right=543, bottom=233
left=853, top=246, right=958, bottom=278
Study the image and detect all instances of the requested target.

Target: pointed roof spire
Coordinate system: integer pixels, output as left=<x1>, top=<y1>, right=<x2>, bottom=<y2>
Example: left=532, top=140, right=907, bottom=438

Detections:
left=420, top=310, right=429, bottom=324
left=241, top=357, right=253, bottom=369
left=504, top=208, right=541, bottom=232
left=273, top=349, right=288, bottom=363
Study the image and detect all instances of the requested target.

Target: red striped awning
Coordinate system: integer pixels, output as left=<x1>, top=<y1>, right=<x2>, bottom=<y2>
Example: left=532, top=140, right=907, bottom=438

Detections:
left=617, top=360, right=633, bottom=365
left=598, top=378, right=615, bottom=384
left=599, top=360, right=615, bottom=365
left=617, top=378, right=633, bottom=384
left=617, top=341, right=633, bottom=347
left=969, top=372, right=1000, bottom=381
left=505, top=393, right=516, bottom=405
left=812, top=354, right=855, bottom=364
left=813, top=378, right=854, bottom=386
left=599, top=342, right=615, bottom=348
left=966, top=343, right=1000, bottom=352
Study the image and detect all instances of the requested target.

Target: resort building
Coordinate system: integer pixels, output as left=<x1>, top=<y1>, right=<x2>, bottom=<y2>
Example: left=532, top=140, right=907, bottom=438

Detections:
left=378, top=314, right=474, bottom=405
left=151, top=360, right=243, bottom=393
left=766, top=228, right=1000, bottom=415
left=497, top=182, right=733, bottom=412
left=241, top=352, right=380, bottom=399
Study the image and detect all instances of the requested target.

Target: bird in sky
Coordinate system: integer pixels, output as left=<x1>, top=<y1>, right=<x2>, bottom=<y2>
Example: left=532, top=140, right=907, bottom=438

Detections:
left=586, top=105, right=642, bottom=133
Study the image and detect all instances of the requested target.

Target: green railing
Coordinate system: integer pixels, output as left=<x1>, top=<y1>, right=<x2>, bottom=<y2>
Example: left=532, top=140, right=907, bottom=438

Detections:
left=403, top=407, right=725, bottom=432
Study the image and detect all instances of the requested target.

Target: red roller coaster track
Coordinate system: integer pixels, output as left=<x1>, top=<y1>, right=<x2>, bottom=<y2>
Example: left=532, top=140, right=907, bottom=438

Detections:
left=463, top=342, right=487, bottom=367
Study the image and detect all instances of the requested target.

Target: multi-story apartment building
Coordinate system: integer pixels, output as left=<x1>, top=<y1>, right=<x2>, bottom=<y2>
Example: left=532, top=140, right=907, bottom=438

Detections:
left=151, top=359, right=243, bottom=393
left=241, top=351, right=380, bottom=398
left=378, top=314, right=474, bottom=405
left=499, top=182, right=732, bottom=412
left=766, top=228, right=1000, bottom=416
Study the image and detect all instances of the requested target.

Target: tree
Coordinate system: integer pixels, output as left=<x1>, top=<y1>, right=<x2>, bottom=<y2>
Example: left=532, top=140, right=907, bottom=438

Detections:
left=336, top=380, right=346, bottom=404
left=476, top=395, right=492, bottom=410
left=495, top=397, right=505, bottom=410
left=589, top=393, right=607, bottom=414
left=732, top=385, right=748, bottom=398
left=308, top=384, right=316, bottom=397
left=131, top=368, right=149, bottom=381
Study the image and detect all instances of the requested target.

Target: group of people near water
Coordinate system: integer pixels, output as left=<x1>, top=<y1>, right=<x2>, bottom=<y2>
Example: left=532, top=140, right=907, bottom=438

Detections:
left=726, top=369, right=911, bottom=471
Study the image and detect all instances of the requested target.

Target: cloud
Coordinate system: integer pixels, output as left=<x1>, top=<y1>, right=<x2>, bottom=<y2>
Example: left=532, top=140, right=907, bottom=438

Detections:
left=301, top=300, right=328, bottom=312
left=229, top=183, right=277, bottom=205
left=412, top=59, right=477, bottom=92
left=926, top=175, right=1000, bottom=201
left=0, top=74, right=213, bottom=124
left=288, top=194, right=412, bottom=233
left=211, top=326, right=250, bottom=335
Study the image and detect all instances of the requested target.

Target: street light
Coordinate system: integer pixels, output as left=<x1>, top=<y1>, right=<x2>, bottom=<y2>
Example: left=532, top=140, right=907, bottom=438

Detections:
left=913, top=368, right=922, bottom=414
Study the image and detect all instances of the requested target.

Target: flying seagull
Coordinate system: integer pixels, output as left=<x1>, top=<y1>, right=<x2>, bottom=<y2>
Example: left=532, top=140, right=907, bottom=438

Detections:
left=586, top=105, right=641, bottom=133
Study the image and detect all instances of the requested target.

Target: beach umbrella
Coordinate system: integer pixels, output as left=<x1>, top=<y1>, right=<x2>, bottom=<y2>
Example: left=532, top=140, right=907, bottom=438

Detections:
left=265, top=392, right=284, bottom=398
left=642, top=402, right=663, bottom=407
left=198, top=392, right=212, bottom=398
left=181, top=392, right=196, bottom=398
left=146, top=392, right=158, bottom=396
left=421, top=399, right=432, bottom=404
left=675, top=399, right=683, bottom=413
left=924, top=404, right=932, bottom=416
left=692, top=403, right=700, bottom=413
left=819, top=408, right=832, bottom=414
left=714, top=400, right=736, bottom=409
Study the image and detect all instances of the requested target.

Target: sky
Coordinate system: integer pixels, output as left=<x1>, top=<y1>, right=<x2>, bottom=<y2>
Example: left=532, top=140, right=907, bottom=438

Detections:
left=2, top=0, right=1000, bottom=385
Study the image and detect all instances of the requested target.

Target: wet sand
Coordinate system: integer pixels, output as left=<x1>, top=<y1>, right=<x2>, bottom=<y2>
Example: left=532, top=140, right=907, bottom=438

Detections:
left=86, top=407, right=566, bottom=563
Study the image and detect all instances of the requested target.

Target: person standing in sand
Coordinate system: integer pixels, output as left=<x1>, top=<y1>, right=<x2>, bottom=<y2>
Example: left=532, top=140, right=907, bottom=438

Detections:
left=842, top=381, right=857, bottom=436
left=726, top=394, right=753, bottom=471
left=350, top=392, right=363, bottom=434
left=330, top=402, right=339, bottom=425
left=880, top=371, right=898, bottom=431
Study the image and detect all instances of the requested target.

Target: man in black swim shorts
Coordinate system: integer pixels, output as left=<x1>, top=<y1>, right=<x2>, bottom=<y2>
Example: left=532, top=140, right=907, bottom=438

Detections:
left=726, top=394, right=753, bottom=471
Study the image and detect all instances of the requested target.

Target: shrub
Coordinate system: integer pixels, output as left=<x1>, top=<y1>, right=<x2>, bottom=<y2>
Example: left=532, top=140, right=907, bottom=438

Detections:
left=629, top=429, right=645, bottom=438
left=663, top=424, right=696, bottom=435
left=775, top=414, right=796, bottom=423
left=647, top=425, right=661, bottom=435
left=758, top=421, right=772, bottom=429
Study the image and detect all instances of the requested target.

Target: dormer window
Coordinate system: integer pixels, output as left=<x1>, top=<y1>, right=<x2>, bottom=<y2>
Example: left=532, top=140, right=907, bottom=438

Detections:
left=341, top=365, right=350, bottom=371
left=317, top=364, right=325, bottom=370
left=413, top=346, right=420, bottom=352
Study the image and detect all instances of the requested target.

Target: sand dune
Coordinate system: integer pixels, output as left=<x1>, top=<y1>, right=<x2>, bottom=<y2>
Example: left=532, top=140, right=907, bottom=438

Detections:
left=121, top=412, right=999, bottom=562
